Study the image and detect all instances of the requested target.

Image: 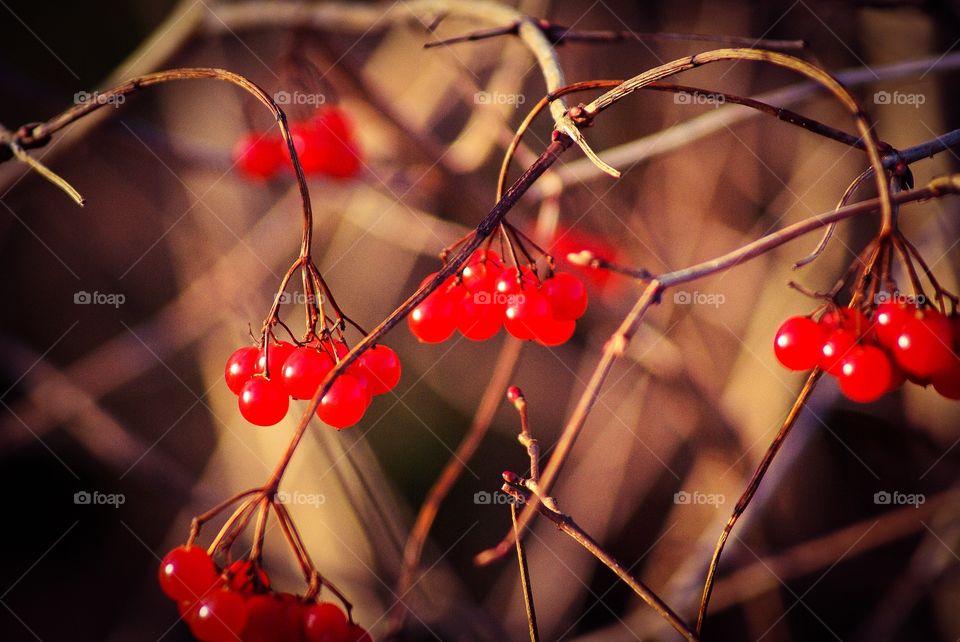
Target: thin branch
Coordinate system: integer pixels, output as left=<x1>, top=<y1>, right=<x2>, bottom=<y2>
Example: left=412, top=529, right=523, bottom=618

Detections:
left=512, top=502, right=540, bottom=642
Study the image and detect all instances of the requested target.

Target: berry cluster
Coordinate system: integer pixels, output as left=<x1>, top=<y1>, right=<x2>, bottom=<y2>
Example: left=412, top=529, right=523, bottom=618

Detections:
left=225, top=338, right=401, bottom=428
left=774, top=302, right=960, bottom=402
left=234, top=107, right=361, bottom=181
left=159, top=546, right=371, bottom=642
left=407, top=249, right=588, bottom=346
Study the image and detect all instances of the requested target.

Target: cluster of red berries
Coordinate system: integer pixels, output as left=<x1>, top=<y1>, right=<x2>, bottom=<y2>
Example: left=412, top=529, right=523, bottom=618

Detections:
left=225, top=338, right=401, bottom=428
left=774, top=301, right=960, bottom=402
left=159, top=545, right=370, bottom=642
left=408, top=249, right=588, bottom=346
left=234, top=107, right=361, bottom=181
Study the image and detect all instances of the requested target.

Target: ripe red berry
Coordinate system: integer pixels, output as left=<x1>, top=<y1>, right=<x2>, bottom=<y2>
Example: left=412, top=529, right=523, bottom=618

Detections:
left=223, top=559, right=270, bottom=594
left=495, top=267, right=538, bottom=296
left=187, top=589, right=249, bottom=642
left=257, top=341, right=296, bottom=378
left=158, top=545, right=218, bottom=603
left=302, top=602, right=349, bottom=642
left=838, top=345, right=894, bottom=403
left=282, top=347, right=335, bottom=400
left=891, top=308, right=955, bottom=378
left=774, top=316, right=824, bottom=371
left=317, top=374, right=372, bottom=428
left=542, top=272, right=588, bottom=320
left=874, top=302, right=914, bottom=348
left=820, top=329, right=858, bottom=375
left=234, top=132, right=284, bottom=180
left=820, top=308, right=872, bottom=337
left=313, top=108, right=363, bottom=179
left=535, top=315, right=577, bottom=346
left=409, top=283, right=458, bottom=343
left=354, top=345, right=401, bottom=395
left=226, top=346, right=261, bottom=395
left=239, top=375, right=290, bottom=426
left=505, top=289, right=552, bottom=341
left=455, top=289, right=504, bottom=341
left=461, top=251, right=504, bottom=292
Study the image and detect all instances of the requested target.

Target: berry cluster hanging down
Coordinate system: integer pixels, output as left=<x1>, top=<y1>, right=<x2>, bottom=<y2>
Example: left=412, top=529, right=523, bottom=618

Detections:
left=774, top=302, right=960, bottom=403
left=234, top=106, right=362, bottom=181
left=159, top=546, right=371, bottom=642
left=408, top=248, right=588, bottom=346
left=225, top=338, right=401, bottom=428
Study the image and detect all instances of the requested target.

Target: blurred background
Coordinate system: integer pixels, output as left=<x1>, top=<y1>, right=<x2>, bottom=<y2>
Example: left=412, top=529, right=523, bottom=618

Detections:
left=1, top=1, right=959, bottom=640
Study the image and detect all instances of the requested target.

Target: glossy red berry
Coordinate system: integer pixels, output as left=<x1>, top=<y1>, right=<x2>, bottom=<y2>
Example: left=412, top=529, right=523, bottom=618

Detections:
left=535, top=315, right=577, bottom=346
left=302, top=602, right=349, bottom=642
left=158, top=545, right=218, bottom=603
left=354, top=345, right=401, bottom=395
left=226, top=347, right=261, bottom=395
left=820, top=308, right=872, bottom=337
left=409, top=283, right=458, bottom=343
left=317, top=374, right=372, bottom=429
left=891, top=308, right=955, bottom=378
left=495, top=267, right=538, bottom=296
left=838, top=345, right=894, bottom=403
left=188, top=589, right=249, bottom=642
left=234, top=132, right=284, bottom=180
left=239, top=375, right=290, bottom=426
left=314, top=108, right=363, bottom=179
left=542, top=272, right=588, bottom=320
left=774, top=316, right=824, bottom=371
left=282, top=347, right=335, bottom=400
left=505, top=289, right=552, bottom=341
left=820, top=329, right=858, bottom=375
left=257, top=341, right=296, bottom=378
left=874, top=302, right=914, bottom=348
left=461, top=251, right=504, bottom=292
left=455, top=289, right=504, bottom=341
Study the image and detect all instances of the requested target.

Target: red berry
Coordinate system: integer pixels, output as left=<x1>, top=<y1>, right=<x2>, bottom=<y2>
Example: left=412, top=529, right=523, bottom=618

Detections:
left=891, top=308, right=955, bottom=378
left=234, top=132, right=284, bottom=180
left=226, top=347, right=260, bottom=395
left=242, top=594, right=288, bottom=642
left=409, top=285, right=458, bottom=343
left=838, top=345, right=894, bottom=403
left=158, top=545, right=218, bottom=603
left=257, top=341, right=296, bottom=378
left=455, top=289, right=504, bottom=341
left=354, top=345, right=401, bottom=395
left=223, top=559, right=270, bottom=594
left=820, top=329, right=858, bottom=375
left=820, top=308, right=872, bottom=337
left=505, top=289, right=552, bottom=341
left=282, top=347, right=335, bottom=400
left=188, top=589, right=249, bottom=642
left=932, top=357, right=960, bottom=399
left=239, top=375, right=290, bottom=426
left=302, top=602, right=349, bottom=642
left=542, top=272, right=588, bottom=320
left=774, top=316, right=824, bottom=371
left=292, top=110, right=362, bottom=179
left=874, top=302, right=914, bottom=348
left=535, top=315, right=577, bottom=346
left=346, top=624, right=372, bottom=642
left=317, top=374, right=372, bottom=429
left=461, top=251, right=504, bottom=292
left=495, top=267, right=538, bottom=296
